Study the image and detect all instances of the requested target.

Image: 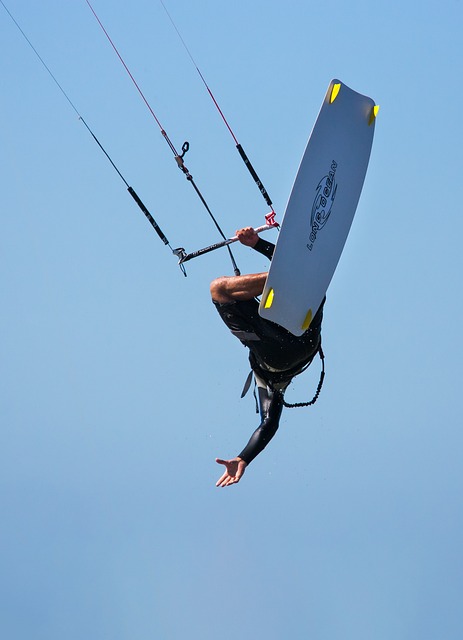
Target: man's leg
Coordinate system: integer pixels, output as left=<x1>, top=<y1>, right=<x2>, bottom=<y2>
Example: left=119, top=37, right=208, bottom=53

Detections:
left=210, top=273, right=267, bottom=303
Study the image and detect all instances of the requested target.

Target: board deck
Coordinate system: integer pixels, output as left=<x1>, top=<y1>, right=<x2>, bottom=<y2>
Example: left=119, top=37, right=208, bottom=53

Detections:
left=259, top=79, right=378, bottom=335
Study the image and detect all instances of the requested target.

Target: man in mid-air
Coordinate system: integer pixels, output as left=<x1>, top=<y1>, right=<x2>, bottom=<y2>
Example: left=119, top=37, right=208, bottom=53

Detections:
left=211, top=227, right=324, bottom=487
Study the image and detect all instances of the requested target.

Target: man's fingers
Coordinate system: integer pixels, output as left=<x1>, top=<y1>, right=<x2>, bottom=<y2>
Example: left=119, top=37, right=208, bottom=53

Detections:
left=215, top=458, right=244, bottom=487
left=216, top=471, right=240, bottom=488
left=218, top=477, right=236, bottom=488
left=216, top=469, right=234, bottom=487
left=216, top=471, right=228, bottom=487
left=236, top=227, right=258, bottom=247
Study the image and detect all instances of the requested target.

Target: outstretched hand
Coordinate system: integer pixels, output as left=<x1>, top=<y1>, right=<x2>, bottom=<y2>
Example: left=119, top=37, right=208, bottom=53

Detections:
left=215, top=457, right=247, bottom=487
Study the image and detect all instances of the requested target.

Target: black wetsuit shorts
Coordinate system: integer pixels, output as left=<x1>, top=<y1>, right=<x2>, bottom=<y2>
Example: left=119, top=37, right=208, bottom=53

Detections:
left=214, top=297, right=324, bottom=386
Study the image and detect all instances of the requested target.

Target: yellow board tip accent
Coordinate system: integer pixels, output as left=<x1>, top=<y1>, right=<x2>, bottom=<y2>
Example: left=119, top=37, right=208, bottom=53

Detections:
left=330, top=83, right=341, bottom=103
left=301, top=309, right=313, bottom=331
left=264, top=288, right=274, bottom=309
left=368, top=104, right=380, bottom=125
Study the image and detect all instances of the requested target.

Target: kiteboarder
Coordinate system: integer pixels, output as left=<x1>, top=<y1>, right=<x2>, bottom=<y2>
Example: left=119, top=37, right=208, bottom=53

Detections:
left=211, top=227, right=324, bottom=487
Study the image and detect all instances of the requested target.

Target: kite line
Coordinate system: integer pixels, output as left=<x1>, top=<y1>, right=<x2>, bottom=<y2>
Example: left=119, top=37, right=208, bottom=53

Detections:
left=0, top=0, right=187, bottom=272
left=84, top=0, right=241, bottom=275
left=2, top=0, right=278, bottom=273
left=159, top=0, right=275, bottom=215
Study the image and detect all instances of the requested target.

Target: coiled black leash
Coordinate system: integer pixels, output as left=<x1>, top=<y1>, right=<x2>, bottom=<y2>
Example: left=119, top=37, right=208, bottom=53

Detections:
left=282, top=345, right=325, bottom=409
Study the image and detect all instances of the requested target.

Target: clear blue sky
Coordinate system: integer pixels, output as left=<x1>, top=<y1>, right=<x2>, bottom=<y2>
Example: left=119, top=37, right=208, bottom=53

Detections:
left=1, top=1, right=462, bottom=638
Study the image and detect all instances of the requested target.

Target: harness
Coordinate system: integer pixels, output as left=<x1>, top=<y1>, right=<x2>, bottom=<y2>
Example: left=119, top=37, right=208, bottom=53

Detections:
left=241, top=342, right=326, bottom=410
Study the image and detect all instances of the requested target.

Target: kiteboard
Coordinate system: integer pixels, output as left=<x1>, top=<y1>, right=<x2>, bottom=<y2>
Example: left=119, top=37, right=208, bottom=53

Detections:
left=259, top=79, right=378, bottom=336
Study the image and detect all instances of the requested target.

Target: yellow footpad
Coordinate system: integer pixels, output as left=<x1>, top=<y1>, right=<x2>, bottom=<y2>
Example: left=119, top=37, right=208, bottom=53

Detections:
left=369, top=104, right=380, bottom=126
left=301, top=309, right=313, bottom=331
left=264, top=288, right=274, bottom=309
left=330, top=83, right=341, bottom=103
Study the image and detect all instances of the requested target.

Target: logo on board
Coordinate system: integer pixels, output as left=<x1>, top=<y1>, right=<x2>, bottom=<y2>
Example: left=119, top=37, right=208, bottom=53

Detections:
left=307, top=160, right=338, bottom=251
